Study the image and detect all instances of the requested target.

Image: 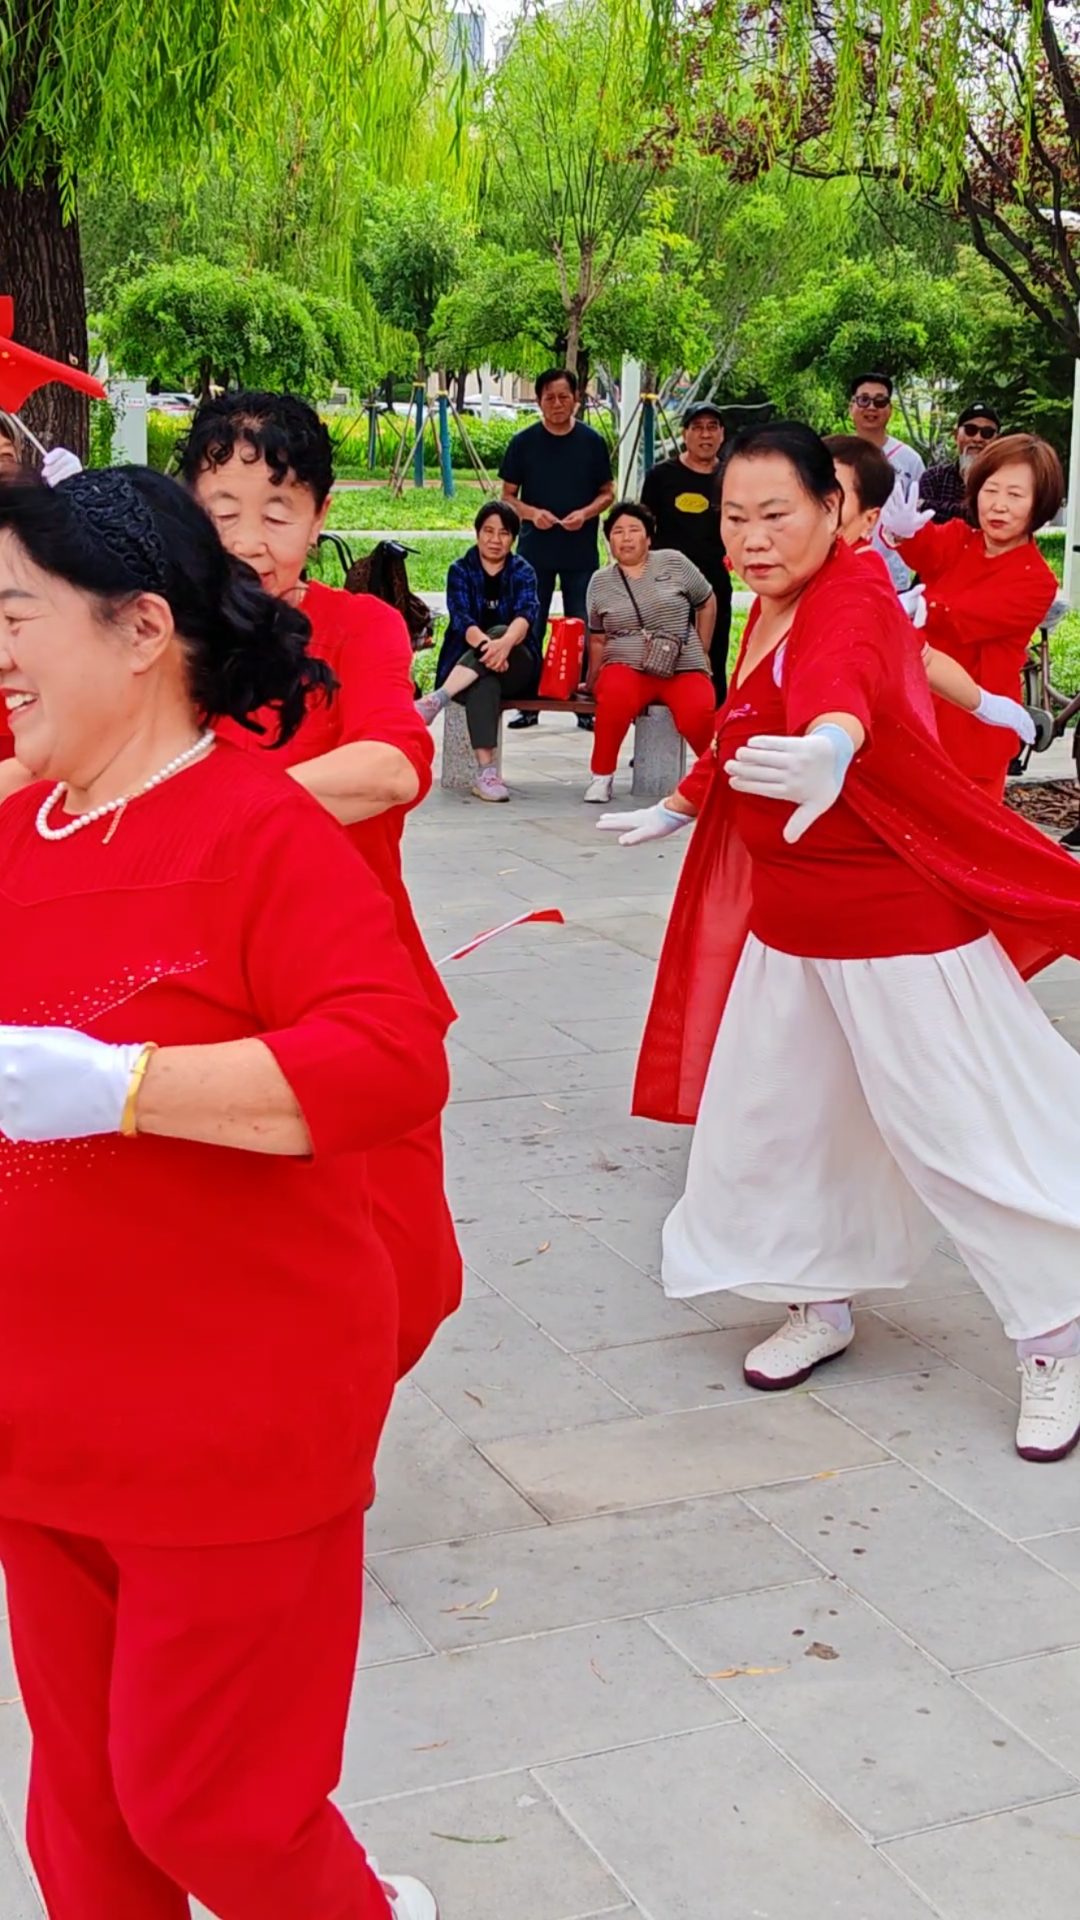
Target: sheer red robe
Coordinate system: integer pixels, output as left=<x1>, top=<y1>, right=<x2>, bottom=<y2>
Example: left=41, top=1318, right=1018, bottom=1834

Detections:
left=635, top=539, right=1080, bottom=1125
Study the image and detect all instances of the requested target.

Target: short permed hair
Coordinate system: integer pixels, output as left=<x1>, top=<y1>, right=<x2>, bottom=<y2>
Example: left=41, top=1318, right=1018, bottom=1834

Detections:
left=966, top=432, right=1064, bottom=537
left=603, top=498, right=656, bottom=542
left=177, top=390, right=334, bottom=507
left=822, top=434, right=897, bottom=512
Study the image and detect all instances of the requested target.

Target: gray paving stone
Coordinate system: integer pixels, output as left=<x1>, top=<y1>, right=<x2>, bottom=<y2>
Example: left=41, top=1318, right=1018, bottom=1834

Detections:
left=750, top=1461, right=1080, bottom=1670
left=651, top=1582, right=1075, bottom=1841
left=499, top=1045, right=644, bottom=1098
left=885, top=1795, right=1080, bottom=1916
left=483, top=1395, right=889, bottom=1522
left=0, top=1812, right=38, bottom=1917
left=815, top=1369, right=1080, bottom=1540
left=1022, top=1526, right=1080, bottom=1585
left=963, top=1647, right=1080, bottom=1775
left=339, top=1617, right=737, bottom=1802
left=348, top=1772, right=627, bottom=1920
left=546, top=1015, right=650, bottom=1054
left=539, top=1722, right=939, bottom=1920
left=452, top=1006, right=591, bottom=1063
left=878, top=1293, right=1021, bottom=1400
left=370, top=1495, right=817, bottom=1650
left=360, top=1572, right=433, bottom=1668
left=462, top=1215, right=709, bottom=1352
left=368, top=1383, right=543, bottom=1553
left=447, top=1040, right=527, bottom=1102
left=588, top=1313, right=944, bottom=1414
left=411, top=1295, right=635, bottom=1442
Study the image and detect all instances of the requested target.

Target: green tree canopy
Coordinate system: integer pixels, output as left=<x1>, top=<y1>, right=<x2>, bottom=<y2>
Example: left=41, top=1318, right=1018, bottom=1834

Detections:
left=98, top=259, right=413, bottom=400
left=357, top=184, right=476, bottom=373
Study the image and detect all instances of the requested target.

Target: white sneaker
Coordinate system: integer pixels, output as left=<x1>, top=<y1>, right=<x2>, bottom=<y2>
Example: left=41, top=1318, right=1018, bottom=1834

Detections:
left=584, top=774, right=615, bottom=803
left=743, top=1305, right=854, bottom=1391
left=380, top=1870, right=440, bottom=1918
left=1016, top=1354, right=1080, bottom=1462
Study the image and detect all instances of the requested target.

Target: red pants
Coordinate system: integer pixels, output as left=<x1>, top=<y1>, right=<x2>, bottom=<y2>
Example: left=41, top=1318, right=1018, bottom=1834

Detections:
left=370, top=1114, right=462, bottom=1377
left=0, top=1505, right=390, bottom=1920
left=591, top=665, right=716, bottom=775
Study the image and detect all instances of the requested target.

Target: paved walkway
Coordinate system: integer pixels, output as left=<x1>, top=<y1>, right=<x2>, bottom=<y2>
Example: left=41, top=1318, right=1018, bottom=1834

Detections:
left=3, top=718, right=1080, bottom=1918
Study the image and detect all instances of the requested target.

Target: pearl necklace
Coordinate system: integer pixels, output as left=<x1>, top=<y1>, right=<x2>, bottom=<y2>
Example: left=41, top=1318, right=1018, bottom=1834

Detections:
left=35, top=731, right=216, bottom=843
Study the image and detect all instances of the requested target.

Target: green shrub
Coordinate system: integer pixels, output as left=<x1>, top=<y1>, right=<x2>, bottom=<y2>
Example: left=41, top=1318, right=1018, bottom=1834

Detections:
left=326, top=409, right=521, bottom=477
left=146, top=412, right=186, bottom=472
left=88, top=399, right=116, bottom=468
left=1037, top=530, right=1065, bottom=581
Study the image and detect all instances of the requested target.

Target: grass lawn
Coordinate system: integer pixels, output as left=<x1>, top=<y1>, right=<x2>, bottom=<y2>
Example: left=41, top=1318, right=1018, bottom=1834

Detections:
left=325, top=486, right=485, bottom=533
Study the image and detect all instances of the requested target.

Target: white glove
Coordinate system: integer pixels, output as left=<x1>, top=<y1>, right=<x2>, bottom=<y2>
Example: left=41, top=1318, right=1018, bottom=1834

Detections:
left=974, top=689, right=1036, bottom=745
left=41, top=447, right=83, bottom=487
left=596, top=803, right=694, bottom=846
left=726, top=725, right=856, bottom=844
left=0, top=1026, right=146, bottom=1142
left=878, top=477, right=934, bottom=548
left=898, top=583, right=928, bottom=629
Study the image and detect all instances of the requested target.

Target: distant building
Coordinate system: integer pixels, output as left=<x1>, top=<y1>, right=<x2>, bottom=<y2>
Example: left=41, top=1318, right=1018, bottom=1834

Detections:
left=449, top=6, right=485, bottom=71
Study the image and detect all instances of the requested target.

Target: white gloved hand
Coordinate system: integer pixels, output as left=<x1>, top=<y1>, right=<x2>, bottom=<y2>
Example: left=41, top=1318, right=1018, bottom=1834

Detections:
left=596, top=803, right=694, bottom=846
left=898, top=583, right=928, bottom=629
left=974, top=689, right=1036, bottom=745
left=726, top=725, right=856, bottom=844
left=41, top=447, right=83, bottom=487
left=878, top=477, right=935, bottom=548
left=0, top=1026, right=146, bottom=1142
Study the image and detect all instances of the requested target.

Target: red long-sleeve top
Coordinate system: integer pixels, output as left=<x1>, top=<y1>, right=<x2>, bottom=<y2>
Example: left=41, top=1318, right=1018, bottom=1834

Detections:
left=0, top=743, right=449, bottom=1547
left=897, top=521, right=1056, bottom=792
left=216, top=582, right=453, bottom=1024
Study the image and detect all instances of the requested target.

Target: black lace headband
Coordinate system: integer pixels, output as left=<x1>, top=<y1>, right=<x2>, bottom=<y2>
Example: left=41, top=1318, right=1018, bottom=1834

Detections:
left=58, top=470, right=169, bottom=595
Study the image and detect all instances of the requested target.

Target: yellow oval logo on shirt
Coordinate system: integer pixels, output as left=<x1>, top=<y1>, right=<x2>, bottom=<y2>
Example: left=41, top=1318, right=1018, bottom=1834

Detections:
left=674, top=492, right=710, bottom=513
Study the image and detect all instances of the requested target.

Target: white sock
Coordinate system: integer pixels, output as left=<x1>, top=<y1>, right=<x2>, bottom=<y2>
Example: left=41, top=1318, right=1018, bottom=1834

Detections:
left=810, top=1300, right=853, bottom=1334
left=1017, top=1321, right=1080, bottom=1361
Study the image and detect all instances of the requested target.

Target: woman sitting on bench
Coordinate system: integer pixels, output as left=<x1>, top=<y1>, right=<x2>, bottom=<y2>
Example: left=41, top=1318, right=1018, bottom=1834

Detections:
left=583, top=500, right=717, bottom=805
left=419, top=501, right=541, bottom=803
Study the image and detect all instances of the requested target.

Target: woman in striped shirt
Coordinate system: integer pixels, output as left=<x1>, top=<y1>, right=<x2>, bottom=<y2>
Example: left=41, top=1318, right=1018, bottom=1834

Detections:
left=583, top=501, right=717, bottom=803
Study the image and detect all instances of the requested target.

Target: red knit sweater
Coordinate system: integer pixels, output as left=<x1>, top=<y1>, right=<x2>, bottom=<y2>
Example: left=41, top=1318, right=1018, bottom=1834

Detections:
left=0, top=743, right=448, bottom=1546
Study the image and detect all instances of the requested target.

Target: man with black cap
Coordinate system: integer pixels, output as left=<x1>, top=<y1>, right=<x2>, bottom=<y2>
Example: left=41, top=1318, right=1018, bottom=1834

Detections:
left=920, top=403, right=1002, bottom=524
left=640, top=401, right=731, bottom=703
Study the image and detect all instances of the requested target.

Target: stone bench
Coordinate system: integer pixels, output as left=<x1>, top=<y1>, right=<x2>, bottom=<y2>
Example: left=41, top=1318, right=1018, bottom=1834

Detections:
left=440, top=697, right=687, bottom=798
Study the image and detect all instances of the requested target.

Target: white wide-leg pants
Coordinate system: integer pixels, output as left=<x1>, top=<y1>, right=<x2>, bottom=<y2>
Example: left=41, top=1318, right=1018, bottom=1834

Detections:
left=661, top=934, right=1080, bottom=1341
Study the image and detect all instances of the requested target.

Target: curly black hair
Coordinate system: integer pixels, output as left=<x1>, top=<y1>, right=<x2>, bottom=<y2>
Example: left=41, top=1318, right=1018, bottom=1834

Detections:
left=176, top=390, right=335, bottom=506
left=0, top=468, right=336, bottom=744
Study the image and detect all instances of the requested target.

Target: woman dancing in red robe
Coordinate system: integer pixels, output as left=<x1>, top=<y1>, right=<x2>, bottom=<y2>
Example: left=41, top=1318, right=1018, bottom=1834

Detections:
left=600, top=421, right=1080, bottom=1464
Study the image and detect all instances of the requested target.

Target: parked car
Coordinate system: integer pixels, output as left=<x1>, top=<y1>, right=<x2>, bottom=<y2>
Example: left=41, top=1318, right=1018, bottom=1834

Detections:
left=149, top=392, right=197, bottom=415
left=460, top=397, right=519, bottom=421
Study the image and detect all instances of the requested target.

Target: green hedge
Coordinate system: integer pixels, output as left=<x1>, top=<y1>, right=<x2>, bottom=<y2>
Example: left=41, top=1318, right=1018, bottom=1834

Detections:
left=134, top=409, right=521, bottom=478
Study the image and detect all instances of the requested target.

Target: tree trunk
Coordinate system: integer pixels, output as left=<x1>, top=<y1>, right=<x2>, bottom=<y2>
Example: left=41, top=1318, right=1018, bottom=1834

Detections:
left=0, top=170, right=91, bottom=459
left=564, top=308, right=582, bottom=378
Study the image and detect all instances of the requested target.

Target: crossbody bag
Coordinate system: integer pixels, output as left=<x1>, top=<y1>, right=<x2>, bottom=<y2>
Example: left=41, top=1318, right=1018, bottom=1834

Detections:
left=615, top=567, right=693, bottom=679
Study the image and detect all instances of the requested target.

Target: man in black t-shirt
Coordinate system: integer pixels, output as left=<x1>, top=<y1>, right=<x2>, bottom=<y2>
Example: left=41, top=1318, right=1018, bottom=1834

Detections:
left=640, top=401, right=731, bottom=703
left=500, top=368, right=614, bottom=727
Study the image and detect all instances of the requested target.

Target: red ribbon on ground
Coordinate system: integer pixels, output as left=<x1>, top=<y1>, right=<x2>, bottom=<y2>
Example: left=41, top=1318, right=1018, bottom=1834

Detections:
left=436, top=909, right=565, bottom=965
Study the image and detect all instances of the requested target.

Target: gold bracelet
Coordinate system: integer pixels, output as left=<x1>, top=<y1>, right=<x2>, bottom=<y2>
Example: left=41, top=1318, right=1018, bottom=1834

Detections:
left=121, top=1043, right=158, bottom=1139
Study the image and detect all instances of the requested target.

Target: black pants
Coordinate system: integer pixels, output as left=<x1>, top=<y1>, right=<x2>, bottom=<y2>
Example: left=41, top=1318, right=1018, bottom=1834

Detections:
left=455, top=647, right=540, bottom=750
left=707, top=582, right=734, bottom=707
left=532, top=566, right=594, bottom=651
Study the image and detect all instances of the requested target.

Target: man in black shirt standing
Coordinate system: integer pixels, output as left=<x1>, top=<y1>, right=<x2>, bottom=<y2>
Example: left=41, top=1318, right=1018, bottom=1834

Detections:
left=640, top=401, right=731, bottom=704
left=500, top=368, right=614, bottom=728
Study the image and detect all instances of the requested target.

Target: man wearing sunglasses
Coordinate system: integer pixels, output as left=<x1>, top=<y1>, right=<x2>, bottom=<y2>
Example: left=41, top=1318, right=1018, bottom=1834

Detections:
left=848, top=371, right=925, bottom=590
left=919, top=403, right=1002, bottom=525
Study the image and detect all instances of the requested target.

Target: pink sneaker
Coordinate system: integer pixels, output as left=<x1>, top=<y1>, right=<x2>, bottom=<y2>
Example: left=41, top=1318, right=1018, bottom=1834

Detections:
left=472, top=765, right=510, bottom=802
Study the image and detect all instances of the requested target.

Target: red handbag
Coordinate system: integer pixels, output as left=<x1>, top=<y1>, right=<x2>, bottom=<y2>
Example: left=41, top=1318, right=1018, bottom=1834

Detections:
left=537, top=617, right=585, bottom=699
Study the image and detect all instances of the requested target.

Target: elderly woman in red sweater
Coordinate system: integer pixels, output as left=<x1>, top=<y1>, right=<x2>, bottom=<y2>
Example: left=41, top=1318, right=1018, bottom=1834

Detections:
left=879, top=432, right=1062, bottom=798
left=0, top=467, right=442, bottom=1920
left=179, top=390, right=461, bottom=1375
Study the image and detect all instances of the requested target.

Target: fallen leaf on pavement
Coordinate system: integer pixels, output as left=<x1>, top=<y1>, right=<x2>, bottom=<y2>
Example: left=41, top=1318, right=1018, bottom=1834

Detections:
left=432, top=1833, right=509, bottom=1846
left=537, top=1240, right=551, bottom=1253
left=707, top=1665, right=788, bottom=1679
left=590, top=1657, right=611, bottom=1683
left=804, top=1642, right=840, bottom=1661
left=540, top=1102, right=565, bottom=1113
left=443, top=1587, right=499, bottom=1616
left=412, top=1741, right=448, bottom=1751
left=464, top=1391, right=484, bottom=1407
